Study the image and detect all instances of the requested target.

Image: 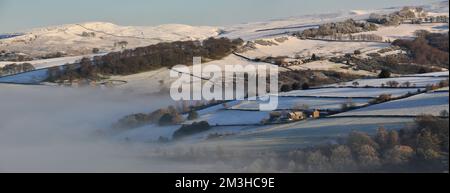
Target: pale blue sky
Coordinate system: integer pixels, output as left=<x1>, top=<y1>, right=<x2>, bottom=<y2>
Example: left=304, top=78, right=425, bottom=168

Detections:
left=0, top=0, right=438, bottom=33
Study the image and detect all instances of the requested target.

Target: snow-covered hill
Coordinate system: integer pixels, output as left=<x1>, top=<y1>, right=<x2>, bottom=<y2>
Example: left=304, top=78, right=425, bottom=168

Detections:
left=0, top=22, right=221, bottom=57
left=1, top=0, right=448, bottom=59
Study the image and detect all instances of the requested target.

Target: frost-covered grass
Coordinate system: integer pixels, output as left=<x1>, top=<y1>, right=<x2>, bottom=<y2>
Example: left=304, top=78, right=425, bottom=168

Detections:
left=242, top=36, right=389, bottom=59
left=0, top=68, right=49, bottom=84
left=0, top=54, right=106, bottom=84
left=404, top=71, right=449, bottom=77
left=335, top=91, right=449, bottom=117
left=230, top=97, right=369, bottom=111
left=328, top=75, right=448, bottom=88
left=194, top=117, right=415, bottom=150
left=108, top=54, right=276, bottom=95
left=281, top=87, right=423, bottom=98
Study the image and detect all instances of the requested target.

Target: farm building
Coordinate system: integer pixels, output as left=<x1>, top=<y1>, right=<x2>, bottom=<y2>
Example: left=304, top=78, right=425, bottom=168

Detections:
left=310, top=110, right=321, bottom=119
left=287, top=111, right=305, bottom=121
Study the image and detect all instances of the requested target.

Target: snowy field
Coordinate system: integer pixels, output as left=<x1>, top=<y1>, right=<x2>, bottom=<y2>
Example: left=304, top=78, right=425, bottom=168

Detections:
left=0, top=22, right=220, bottom=57
left=0, top=68, right=49, bottom=84
left=403, top=71, right=449, bottom=77
left=334, top=91, right=449, bottom=117
left=328, top=74, right=449, bottom=88
left=193, top=117, right=415, bottom=150
left=0, top=53, right=108, bottom=84
left=230, top=97, right=370, bottom=111
left=242, top=37, right=390, bottom=59
left=186, top=109, right=270, bottom=126
left=109, top=54, right=275, bottom=95
left=220, top=12, right=362, bottom=41
left=280, top=87, right=424, bottom=98
left=235, top=22, right=447, bottom=60
left=0, top=54, right=104, bottom=69
left=219, top=4, right=413, bottom=41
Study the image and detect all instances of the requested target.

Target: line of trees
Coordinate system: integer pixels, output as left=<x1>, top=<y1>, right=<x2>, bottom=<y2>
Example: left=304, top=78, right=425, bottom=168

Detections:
left=112, top=99, right=221, bottom=130
left=112, top=105, right=184, bottom=130
left=173, top=121, right=211, bottom=140
left=307, top=33, right=383, bottom=42
left=46, top=37, right=244, bottom=83
left=295, top=19, right=378, bottom=39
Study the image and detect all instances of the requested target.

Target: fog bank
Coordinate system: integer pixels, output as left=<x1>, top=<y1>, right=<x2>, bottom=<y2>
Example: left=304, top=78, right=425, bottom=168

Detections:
left=0, top=84, right=180, bottom=172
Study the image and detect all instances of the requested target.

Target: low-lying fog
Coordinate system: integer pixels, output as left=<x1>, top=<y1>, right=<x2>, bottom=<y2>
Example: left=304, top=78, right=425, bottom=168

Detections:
left=0, top=84, right=281, bottom=173
left=0, top=84, right=190, bottom=172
